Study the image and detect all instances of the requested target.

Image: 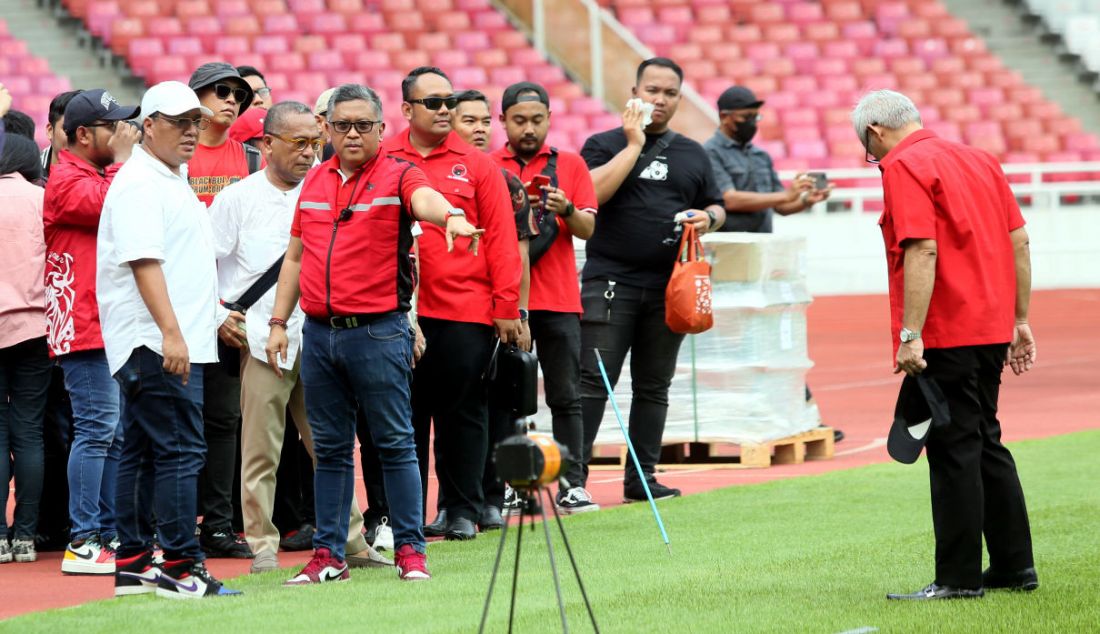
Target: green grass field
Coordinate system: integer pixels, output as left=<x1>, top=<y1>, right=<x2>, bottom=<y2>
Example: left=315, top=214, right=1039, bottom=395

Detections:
left=5, top=430, right=1099, bottom=634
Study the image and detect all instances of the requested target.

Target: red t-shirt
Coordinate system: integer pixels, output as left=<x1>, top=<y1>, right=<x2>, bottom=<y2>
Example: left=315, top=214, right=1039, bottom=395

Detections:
left=878, top=129, right=1025, bottom=358
left=383, top=130, right=520, bottom=325
left=187, top=138, right=254, bottom=207
left=290, top=152, right=430, bottom=318
left=491, top=144, right=598, bottom=314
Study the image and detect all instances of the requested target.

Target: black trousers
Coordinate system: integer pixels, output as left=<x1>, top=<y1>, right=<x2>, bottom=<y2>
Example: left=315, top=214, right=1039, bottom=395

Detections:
left=272, top=408, right=315, bottom=533
left=412, top=318, right=494, bottom=523
left=577, top=280, right=685, bottom=489
left=199, top=362, right=242, bottom=532
left=923, top=344, right=1034, bottom=589
left=37, top=365, right=73, bottom=546
left=357, top=406, right=389, bottom=520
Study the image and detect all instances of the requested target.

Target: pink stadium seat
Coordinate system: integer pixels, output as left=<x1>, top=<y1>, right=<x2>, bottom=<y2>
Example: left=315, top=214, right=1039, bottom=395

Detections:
left=308, top=50, right=343, bottom=72
left=1, top=77, right=33, bottom=97
left=214, top=35, right=250, bottom=56
left=899, top=73, right=937, bottom=92
left=287, top=0, right=324, bottom=11
left=454, top=32, right=490, bottom=51
left=985, top=103, right=1023, bottom=122
left=249, top=0, right=287, bottom=14
left=328, top=0, right=363, bottom=12
left=215, top=0, right=250, bottom=16
left=370, top=33, right=406, bottom=52
left=431, top=11, right=471, bottom=30
left=348, top=13, right=386, bottom=32
left=291, top=72, right=328, bottom=94
left=689, top=25, right=724, bottom=45
left=824, top=1, right=862, bottom=23
left=86, top=1, right=122, bottom=38
left=718, top=59, right=755, bottom=80
left=351, top=50, right=391, bottom=71
left=787, top=2, right=824, bottom=24
left=780, top=76, right=817, bottom=94
left=269, top=52, right=306, bottom=73
left=1064, top=133, right=1100, bottom=152
left=873, top=39, right=909, bottom=59
left=803, top=22, right=840, bottom=42
left=949, top=72, right=983, bottom=90
left=263, top=14, right=299, bottom=35
left=750, top=3, right=784, bottom=24
left=947, top=104, right=981, bottom=124
left=657, top=6, right=693, bottom=24
left=912, top=38, right=949, bottom=62
left=951, top=37, right=987, bottom=58
left=149, top=56, right=188, bottom=84
left=451, top=67, right=488, bottom=87
left=252, top=35, right=288, bottom=54
left=167, top=37, right=203, bottom=57
left=472, top=49, right=507, bottom=68
left=310, top=13, right=347, bottom=34
left=224, top=16, right=261, bottom=36
left=727, top=25, right=762, bottom=44
left=35, top=76, right=72, bottom=95
left=128, top=37, right=164, bottom=76
left=1025, top=102, right=1062, bottom=119
left=473, top=10, right=508, bottom=31
left=764, top=24, right=800, bottom=44
left=294, top=35, right=327, bottom=54
left=1008, top=86, right=1043, bottom=105
left=696, top=4, right=730, bottom=23
left=1045, top=117, right=1082, bottom=136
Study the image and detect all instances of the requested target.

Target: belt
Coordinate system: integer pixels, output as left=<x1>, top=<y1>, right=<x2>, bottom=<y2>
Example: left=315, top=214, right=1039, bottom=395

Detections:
left=308, top=312, right=394, bottom=330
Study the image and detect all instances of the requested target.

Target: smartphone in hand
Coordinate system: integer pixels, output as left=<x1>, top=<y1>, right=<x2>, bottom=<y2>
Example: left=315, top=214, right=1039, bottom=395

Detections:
left=807, top=171, right=828, bottom=190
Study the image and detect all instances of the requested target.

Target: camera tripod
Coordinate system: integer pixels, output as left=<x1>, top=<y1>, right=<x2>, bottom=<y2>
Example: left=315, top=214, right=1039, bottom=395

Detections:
left=478, top=480, right=600, bottom=634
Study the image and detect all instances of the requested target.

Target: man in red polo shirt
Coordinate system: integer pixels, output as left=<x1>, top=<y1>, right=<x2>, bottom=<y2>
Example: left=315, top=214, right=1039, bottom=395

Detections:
left=491, top=81, right=600, bottom=514
left=853, top=90, right=1037, bottom=601
left=382, top=67, right=522, bottom=541
left=266, top=83, right=484, bottom=584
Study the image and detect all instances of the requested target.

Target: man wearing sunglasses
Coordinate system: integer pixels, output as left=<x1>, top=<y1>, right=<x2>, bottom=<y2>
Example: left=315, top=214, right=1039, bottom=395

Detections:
left=98, top=80, right=240, bottom=599
left=42, top=89, right=141, bottom=576
left=209, top=101, right=389, bottom=575
left=382, top=67, right=522, bottom=542
left=186, top=61, right=259, bottom=561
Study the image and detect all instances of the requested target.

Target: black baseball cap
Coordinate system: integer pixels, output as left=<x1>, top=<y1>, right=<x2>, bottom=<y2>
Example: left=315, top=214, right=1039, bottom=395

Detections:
left=717, top=86, right=764, bottom=111
left=887, top=374, right=951, bottom=464
left=62, top=89, right=140, bottom=136
left=188, top=62, right=254, bottom=113
left=501, top=81, right=549, bottom=114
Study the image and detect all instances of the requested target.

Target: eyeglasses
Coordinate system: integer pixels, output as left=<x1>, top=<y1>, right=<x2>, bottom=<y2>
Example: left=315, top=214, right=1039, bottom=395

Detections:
left=329, top=120, right=381, bottom=135
left=269, top=133, right=324, bottom=153
left=83, top=120, right=120, bottom=132
left=255, top=87, right=272, bottom=98
left=154, top=114, right=209, bottom=131
left=408, top=96, right=458, bottom=111
left=212, top=83, right=250, bottom=104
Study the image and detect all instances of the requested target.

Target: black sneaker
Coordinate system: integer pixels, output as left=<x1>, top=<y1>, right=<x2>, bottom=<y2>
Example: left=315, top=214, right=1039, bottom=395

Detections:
left=423, top=510, right=448, bottom=538
left=199, top=526, right=253, bottom=559
left=555, top=487, right=600, bottom=514
left=623, top=479, right=681, bottom=503
left=115, top=550, right=161, bottom=596
left=502, top=485, right=521, bottom=517
left=156, top=559, right=242, bottom=599
left=279, top=524, right=315, bottom=552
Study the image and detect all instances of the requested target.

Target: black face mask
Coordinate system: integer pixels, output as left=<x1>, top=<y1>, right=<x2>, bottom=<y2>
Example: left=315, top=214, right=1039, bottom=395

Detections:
left=734, top=119, right=757, bottom=145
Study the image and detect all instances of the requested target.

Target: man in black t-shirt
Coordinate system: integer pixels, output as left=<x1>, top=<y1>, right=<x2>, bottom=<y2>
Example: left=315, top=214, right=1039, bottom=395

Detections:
left=578, top=58, right=725, bottom=502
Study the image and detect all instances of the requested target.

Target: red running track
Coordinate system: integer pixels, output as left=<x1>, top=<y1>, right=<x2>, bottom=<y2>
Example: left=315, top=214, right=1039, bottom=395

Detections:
left=3, top=290, right=1098, bottom=619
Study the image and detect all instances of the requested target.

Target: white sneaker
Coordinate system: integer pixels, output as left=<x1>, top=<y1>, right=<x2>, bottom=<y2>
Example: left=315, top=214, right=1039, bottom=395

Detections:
left=372, top=517, right=394, bottom=552
left=502, top=485, right=522, bottom=516
left=0, top=540, right=11, bottom=563
left=62, top=535, right=116, bottom=575
left=12, top=539, right=37, bottom=562
left=555, top=487, right=600, bottom=515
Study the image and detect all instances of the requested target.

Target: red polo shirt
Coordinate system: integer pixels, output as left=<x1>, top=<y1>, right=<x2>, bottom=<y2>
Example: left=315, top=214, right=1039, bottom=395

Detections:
left=491, top=144, right=597, bottom=314
left=878, top=129, right=1025, bottom=357
left=383, top=130, right=520, bottom=324
left=291, top=152, right=430, bottom=318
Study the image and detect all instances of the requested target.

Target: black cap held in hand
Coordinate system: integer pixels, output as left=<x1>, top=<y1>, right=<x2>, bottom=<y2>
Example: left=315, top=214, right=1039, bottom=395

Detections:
left=887, top=374, right=951, bottom=464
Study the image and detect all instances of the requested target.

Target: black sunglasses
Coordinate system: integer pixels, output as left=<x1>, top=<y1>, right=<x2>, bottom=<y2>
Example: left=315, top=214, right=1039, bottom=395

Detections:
left=408, top=96, right=458, bottom=111
left=330, top=120, right=381, bottom=135
left=83, top=120, right=120, bottom=131
left=212, top=83, right=250, bottom=104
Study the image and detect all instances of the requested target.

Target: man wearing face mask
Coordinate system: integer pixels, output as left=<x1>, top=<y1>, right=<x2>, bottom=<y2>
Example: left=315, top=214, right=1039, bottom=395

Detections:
left=704, top=86, right=829, bottom=233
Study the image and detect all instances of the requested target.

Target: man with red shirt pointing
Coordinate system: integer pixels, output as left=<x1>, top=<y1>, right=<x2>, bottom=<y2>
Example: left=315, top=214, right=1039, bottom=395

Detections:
left=266, top=84, right=483, bottom=584
left=383, top=67, right=522, bottom=542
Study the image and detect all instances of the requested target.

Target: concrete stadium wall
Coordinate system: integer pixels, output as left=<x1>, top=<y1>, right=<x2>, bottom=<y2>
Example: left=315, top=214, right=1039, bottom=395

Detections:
left=772, top=205, right=1100, bottom=296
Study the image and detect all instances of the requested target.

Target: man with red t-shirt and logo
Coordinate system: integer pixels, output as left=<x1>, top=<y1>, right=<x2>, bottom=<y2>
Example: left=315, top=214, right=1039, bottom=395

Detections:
left=185, top=62, right=260, bottom=559
left=43, top=89, right=141, bottom=575
left=853, top=90, right=1037, bottom=601
left=491, top=82, right=600, bottom=515
left=265, top=83, right=484, bottom=584
left=383, top=67, right=522, bottom=542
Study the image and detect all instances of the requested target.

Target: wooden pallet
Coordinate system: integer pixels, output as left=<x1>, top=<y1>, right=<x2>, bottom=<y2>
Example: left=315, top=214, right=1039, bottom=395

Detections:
left=589, top=426, right=836, bottom=470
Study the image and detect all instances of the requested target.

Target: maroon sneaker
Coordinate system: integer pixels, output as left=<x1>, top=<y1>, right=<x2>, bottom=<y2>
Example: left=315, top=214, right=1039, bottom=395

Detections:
left=394, top=544, right=430, bottom=581
left=284, top=547, right=349, bottom=586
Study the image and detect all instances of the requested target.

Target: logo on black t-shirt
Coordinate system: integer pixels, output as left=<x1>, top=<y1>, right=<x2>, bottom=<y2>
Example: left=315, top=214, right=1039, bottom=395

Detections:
left=639, top=159, right=668, bottom=181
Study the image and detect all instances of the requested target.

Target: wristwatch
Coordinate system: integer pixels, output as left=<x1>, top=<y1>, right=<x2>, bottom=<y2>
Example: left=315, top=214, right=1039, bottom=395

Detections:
left=900, top=327, right=921, bottom=344
left=704, top=208, right=718, bottom=230
left=518, top=308, right=529, bottom=322
left=445, top=208, right=466, bottom=221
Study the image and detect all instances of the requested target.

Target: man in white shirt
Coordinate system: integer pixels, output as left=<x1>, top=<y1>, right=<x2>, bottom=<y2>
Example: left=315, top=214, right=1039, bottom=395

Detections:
left=97, top=81, right=240, bottom=600
left=209, top=101, right=390, bottom=573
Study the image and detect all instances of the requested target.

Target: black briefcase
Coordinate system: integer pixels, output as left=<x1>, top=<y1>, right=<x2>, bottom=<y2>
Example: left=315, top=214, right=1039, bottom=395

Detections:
left=488, top=342, right=539, bottom=417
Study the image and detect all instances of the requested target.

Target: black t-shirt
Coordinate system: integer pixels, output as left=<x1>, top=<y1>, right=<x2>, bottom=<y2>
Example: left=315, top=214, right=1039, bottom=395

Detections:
left=502, top=168, right=536, bottom=241
left=580, top=128, right=722, bottom=289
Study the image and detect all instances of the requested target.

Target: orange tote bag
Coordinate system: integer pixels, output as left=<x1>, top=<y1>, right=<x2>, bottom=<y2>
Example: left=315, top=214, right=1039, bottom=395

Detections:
left=665, top=223, right=714, bottom=334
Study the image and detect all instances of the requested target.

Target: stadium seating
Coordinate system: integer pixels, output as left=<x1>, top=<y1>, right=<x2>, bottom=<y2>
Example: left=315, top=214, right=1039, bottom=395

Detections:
left=0, top=20, right=74, bottom=147
left=598, top=0, right=1100, bottom=166
left=67, top=0, right=606, bottom=151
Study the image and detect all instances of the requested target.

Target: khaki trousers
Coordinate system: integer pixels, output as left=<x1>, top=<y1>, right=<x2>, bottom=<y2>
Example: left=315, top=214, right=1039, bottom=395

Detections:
left=240, top=353, right=368, bottom=556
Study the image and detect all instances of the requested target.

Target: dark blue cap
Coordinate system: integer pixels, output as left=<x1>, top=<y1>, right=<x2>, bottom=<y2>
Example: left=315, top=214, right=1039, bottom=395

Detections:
left=62, top=89, right=140, bottom=136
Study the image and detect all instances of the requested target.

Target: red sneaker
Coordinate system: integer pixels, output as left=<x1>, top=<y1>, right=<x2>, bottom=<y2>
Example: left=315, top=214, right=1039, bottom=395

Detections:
left=394, top=545, right=430, bottom=581
left=284, top=548, right=349, bottom=586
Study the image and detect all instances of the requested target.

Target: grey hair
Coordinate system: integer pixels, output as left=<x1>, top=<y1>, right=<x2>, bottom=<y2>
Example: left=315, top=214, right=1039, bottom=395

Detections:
left=326, top=84, right=383, bottom=121
left=263, top=101, right=314, bottom=136
left=851, top=90, right=922, bottom=137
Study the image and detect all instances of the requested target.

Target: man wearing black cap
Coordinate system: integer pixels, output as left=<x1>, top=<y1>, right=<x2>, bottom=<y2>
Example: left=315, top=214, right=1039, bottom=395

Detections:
left=705, top=86, right=829, bottom=233
left=187, top=61, right=259, bottom=559
left=43, top=89, right=141, bottom=575
left=577, top=58, right=725, bottom=503
left=491, top=82, right=601, bottom=514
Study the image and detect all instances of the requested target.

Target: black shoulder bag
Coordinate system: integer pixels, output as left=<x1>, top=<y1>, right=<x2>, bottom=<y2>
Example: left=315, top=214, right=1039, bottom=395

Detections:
left=217, top=253, right=285, bottom=377
left=625, top=131, right=677, bottom=187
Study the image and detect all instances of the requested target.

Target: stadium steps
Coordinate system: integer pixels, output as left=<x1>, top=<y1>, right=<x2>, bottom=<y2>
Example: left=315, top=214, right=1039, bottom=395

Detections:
left=6, top=0, right=145, bottom=105
left=942, top=0, right=1100, bottom=136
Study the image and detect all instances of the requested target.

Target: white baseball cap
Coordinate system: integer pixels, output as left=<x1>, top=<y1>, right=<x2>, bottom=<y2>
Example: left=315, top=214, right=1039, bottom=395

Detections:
left=140, top=81, right=213, bottom=122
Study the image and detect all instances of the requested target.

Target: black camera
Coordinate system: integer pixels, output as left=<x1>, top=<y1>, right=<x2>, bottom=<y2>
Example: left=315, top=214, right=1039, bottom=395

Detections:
left=493, top=432, right=570, bottom=490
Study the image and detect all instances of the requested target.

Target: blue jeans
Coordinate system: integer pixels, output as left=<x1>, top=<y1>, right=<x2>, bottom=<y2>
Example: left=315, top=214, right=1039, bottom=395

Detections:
left=0, top=337, right=51, bottom=539
left=60, top=350, right=123, bottom=542
left=113, top=347, right=206, bottom=561
left=301, top=313, right=424, bottom=559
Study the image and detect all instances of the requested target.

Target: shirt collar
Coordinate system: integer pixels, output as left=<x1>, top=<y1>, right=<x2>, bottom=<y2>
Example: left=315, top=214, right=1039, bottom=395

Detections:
left=132, top=145, right=189, bottom=181
left=880, top=129, right=937, bottom=169
left=321, top=149, right=384, bottom=184
left=393, top=128, right=471, bottom=159
left=57, top=149, right=106, bottom=175
left=495, top=142, right=551, bottom=164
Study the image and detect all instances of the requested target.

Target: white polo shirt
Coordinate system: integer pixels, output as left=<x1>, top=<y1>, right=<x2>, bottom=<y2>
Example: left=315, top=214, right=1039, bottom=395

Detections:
left=96, top=145, right=220, bottom=375
left=210, top=169, right=305, bottom=370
